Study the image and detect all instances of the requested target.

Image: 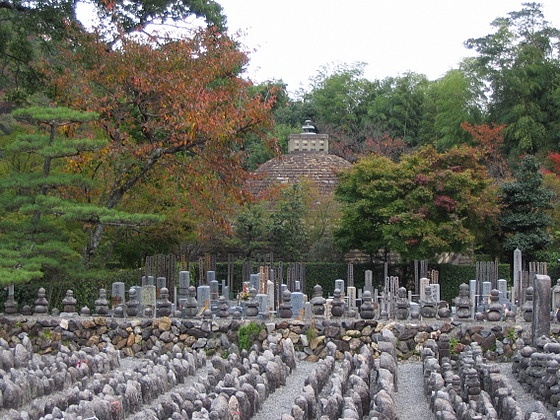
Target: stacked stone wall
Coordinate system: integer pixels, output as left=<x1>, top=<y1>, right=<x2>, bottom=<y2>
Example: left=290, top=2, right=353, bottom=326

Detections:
left=0, top=317, right=543, bottom=362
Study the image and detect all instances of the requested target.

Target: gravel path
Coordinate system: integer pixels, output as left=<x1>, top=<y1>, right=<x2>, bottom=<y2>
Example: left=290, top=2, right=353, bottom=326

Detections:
left=251, top=360, right=317, bottom=420
left=394, top=362, right=435, bottom=420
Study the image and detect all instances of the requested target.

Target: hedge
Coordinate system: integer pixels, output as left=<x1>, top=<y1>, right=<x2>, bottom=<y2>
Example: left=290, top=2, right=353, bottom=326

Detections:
left=0, top=261, right=528, bottom=312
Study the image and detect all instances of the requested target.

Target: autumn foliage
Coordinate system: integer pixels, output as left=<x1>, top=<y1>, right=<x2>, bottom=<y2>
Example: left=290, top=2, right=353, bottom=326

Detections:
left=42, top=28, right=277, bottom=260
left=461, top=122, right=509, bottom=180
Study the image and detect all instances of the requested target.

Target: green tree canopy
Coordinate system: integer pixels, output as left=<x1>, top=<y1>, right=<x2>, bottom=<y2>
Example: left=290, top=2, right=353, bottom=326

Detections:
left=365, top=72, right=429, bottom=147
left=269, top=184, right=310, bottom=262
left=421, top=69, right=484, bottom=150
left=334, top=145, right=499, bottom=261
left=499, top=154, right=553, bottom=259
left=465, top=2, right=560, bottom=157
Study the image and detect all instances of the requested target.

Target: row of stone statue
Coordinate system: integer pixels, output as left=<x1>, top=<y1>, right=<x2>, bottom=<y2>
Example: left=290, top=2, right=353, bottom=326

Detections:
left=3, top=282, right=536, bottom=322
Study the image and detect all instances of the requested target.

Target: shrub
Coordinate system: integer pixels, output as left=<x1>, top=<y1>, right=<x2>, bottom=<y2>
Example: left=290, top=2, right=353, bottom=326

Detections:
left=237, top=321, right=262, bottom=351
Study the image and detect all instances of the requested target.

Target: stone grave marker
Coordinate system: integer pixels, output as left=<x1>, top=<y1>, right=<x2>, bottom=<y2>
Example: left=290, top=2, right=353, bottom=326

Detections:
left=94, top=289, right=108, bottom=315
left=532, top=274, right=551, bottom=344
left=482, top=281, right=492, bottom=300
left=386, top=276, right=399, bottom=317
left=111, top=282, right=125, bottom=310
left=304, top=301, right=312, bottom=322
left=61, top=290, right=77, bottom=315
left=335, top=279, right=345, bottom=296
left=291, top=289, right=304, bottom=319
left=513, top=247, right=522, bottom=305
left=4, top=284, right=17, bottom=314
left=256, top=293, right=268, bottom=316
left=126, top=287, right=139, bottom=317
left=347, top=286, right=357, bottom=310
left=221, top=280, right=229, bottom=304
left=179, top=271, right=190, bottom=290
left=250, top=273, right=259, bottom=292
left=364, top=270, right=373, bottom=295
left=132, top=286, right=142, bottom=307
left=178, top=298, right=188, bottom=316
left=210, top=279, right=219, bottom=312
left=267, top=279, right=275, bottom=311
left=142, top=285, right=156, bottom=317
left=469, top=279, right=477, bottom=316
left=497, top=279, right=507, bottom=299
left=142, top=275, right=154, bottom=286
left=156, top=277, right=166, bottom=297
left=197, top=284, right=211, bottom=312
left=325, top=299, right=332, bottom=320
left=430, top=283, right=440, bottom=304
left=497, top=278, right=511, bottom=308
left=419, top=277, right=430, bottom=302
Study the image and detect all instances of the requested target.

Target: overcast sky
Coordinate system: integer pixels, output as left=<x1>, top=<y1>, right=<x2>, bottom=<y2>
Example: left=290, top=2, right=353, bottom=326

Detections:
left=218, top=1, right=560, bottom=95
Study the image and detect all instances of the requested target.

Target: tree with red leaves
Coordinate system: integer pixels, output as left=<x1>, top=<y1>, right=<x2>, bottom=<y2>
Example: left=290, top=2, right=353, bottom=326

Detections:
left=461, top=122, right=509, bottom=180
left=42, top=28, right=276, bottom=264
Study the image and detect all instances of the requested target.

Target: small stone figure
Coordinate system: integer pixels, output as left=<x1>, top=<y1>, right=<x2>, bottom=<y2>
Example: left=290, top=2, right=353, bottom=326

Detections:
left=34, top=287, right=49, bottom=314
left=544, top=359, right=560, bottom=400
left=126, top=288, right=139, bottom=317
left=395, top=287, right=410, bottom=320
left=409, top=302, right=421, bottom=320
left=474, top=311, right=486, bottom=321
left=437, top=300, right=451, bottom=320
left=157, top=287, right=172, bottom=317
left=378, top=291, right=389, bottom=320
left=4, top=287, right=18, bottom=315
left=80, top=306, right=91, bottom=316
left=359, top=290, right=376, bottom=319
left=522, top=286, right=534, bottom=322
left=420, top=285, right=437, bottom=319
left=463, top=367, right=481, bottom=401
left=486, top=289, right=503, bottom=322
left=331, top=288, right=345, bottom=317
left=506, top=305, right=516, bottom=321
left=144, top=306, right=153, bottom=318
left=278, top=288, right=293, bottom=319
left=202, top=307, right=213, bottom=320
left=185, top=286, right=198, bottom=318
left=94, top=289, right=109, bottom=316
left=231, top=306, right=243, bottom=319
left=21, top=305, right=32, bottom=316
left=245, top=287, right=259, bottom=318
left=113, top=305, right=124, bottom=318
left=454, top=283, right=472, bottom=319
left=217, top=295, right=229, bottom=318
left=438, top=333, right=451, bottom=363
left=61, top=289, right=77, bottom=314
left=310, top=284, right=326, bottom=317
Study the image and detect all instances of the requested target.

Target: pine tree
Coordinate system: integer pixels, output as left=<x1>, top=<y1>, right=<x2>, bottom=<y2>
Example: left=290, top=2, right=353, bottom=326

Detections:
left=499, top=155, right=553, bottom=259
left=0, top=106, right=161, bottom=287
